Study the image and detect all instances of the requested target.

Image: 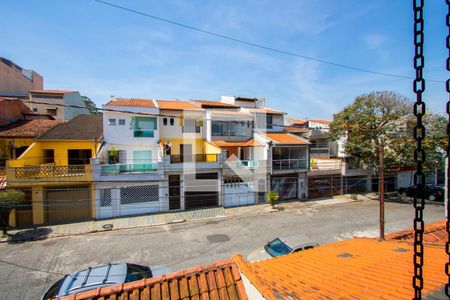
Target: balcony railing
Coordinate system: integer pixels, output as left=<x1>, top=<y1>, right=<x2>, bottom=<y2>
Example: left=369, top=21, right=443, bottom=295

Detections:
left=14, top=164, right=86, bottom=179
left=240, top=160, right=258, bottom=168
left=310, top=148, right=329, bottom=153
left=272, top=159, right=307, bottom=171
left=100, top=163, right=158, bottom=175
left=310, top=159, right=342, bottom=171
left=170, top=154, right=219, bottom=164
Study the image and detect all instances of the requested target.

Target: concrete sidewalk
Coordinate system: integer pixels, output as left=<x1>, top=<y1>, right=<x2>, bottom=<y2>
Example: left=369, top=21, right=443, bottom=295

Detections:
left=3, top=195, right=361, bottom=242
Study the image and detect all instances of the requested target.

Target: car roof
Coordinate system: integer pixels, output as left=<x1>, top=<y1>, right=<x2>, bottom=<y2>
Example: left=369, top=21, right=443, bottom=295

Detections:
left=278, top=234, right=317, bottom=249
left=58, top=263, right=128, bottom=297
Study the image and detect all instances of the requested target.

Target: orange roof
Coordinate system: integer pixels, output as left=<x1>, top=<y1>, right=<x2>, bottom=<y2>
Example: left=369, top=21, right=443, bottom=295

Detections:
left=246, top=108, right=285, bottom=115
left=386, top=220, right=447, bottom=244
left=105, top=98, right=156, bottom=108
left=57, top=259, right=247, bottom=300
left=157, top=100, right=203, bottom=111
left=233, top=238, right=447, bottom=300
left=209, top=110, right=253, bottom=117
left=283, top=125, right=308, bottom=134
left=263, top=132, right=309, bottom=145
left=29, top=89, right=75, bottom=94
left=213, top=139, right=264, bottom=147
left=288, top=117, right=331, bottom=125
left=192, top=100, right=240, bottom=109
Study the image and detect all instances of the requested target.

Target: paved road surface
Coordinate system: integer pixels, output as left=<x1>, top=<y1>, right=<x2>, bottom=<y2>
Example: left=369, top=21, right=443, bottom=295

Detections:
left=0, top=200, right=444, bottom=300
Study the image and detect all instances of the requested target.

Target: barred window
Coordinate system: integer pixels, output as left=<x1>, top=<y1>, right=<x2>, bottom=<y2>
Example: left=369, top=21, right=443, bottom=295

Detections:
left=100, top=189, right=112, bottom=207
left=120, top=185, right=158, bottom=205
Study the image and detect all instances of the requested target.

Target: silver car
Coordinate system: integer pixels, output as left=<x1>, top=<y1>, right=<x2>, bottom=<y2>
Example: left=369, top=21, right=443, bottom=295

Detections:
left=247, top=235, right=319, bottom=262
left=41, top=263, right=171, bottom=300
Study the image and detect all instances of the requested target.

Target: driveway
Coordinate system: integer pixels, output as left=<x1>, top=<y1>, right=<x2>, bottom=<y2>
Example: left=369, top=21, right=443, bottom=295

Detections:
left=0, top=199, right=444, bottom=300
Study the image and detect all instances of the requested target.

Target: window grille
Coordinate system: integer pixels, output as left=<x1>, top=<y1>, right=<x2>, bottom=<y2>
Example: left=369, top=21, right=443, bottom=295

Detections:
left=99, top=189, right=112, bottom=207
left=120, top=185, right=158, bottom=205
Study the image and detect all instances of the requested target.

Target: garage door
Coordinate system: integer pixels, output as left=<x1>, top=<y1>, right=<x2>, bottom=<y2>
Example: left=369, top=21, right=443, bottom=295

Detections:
left=45, top=185, right=92, bottom=224
left=271, top=176, right=298, bottom=200
left=185, top=191, right=218, bottom=209
left=224, top=182, right=255, bottom=207
left=308, top=176, right=341, bottom=199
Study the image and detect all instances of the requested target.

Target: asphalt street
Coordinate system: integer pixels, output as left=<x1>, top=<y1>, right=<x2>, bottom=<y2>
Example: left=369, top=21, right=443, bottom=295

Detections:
left=0, top=199, right=444, bottom=300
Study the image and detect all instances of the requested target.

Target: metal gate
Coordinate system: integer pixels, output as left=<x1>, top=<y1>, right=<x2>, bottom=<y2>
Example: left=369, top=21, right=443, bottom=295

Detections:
left=45, top=185, right=92, bottom=224
left=308, top=175, right=341, bottom=199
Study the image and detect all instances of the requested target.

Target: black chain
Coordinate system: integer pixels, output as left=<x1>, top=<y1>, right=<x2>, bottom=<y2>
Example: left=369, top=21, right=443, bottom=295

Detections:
left=445, top=0, right=450, bottom=297
left=413, top=0, right=426, bottom=299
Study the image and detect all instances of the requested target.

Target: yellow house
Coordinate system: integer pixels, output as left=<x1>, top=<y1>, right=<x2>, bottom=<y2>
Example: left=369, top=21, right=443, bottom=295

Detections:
left=6, top=115, right=103, bottom=226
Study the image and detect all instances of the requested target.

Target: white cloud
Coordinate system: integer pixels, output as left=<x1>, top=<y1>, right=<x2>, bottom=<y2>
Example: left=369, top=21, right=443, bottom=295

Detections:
left=363, top=33, right=388, bottom=50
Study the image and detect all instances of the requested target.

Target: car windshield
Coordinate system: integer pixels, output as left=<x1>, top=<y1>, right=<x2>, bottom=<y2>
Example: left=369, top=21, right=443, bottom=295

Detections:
left=265, top=238, right=293, bottom=257
left=125, top=264, right=151, bottom=283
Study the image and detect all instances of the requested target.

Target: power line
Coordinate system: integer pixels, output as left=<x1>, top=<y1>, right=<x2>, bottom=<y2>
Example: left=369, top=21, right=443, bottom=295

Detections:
left=92, top=0, right=444, bottom=83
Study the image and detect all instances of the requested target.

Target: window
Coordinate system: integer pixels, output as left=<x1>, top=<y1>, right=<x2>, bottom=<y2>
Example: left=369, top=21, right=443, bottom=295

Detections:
left=163, top=118, right=168, bottom=125
left=118, top=119, right=125, bottom=125
left=109, top=118, right=116, bottom=125
left=131, top=116, right=157, bottom=138
left=43, top=149, right=54, bottom=164
left=46, top=108, right=57, bottom=116
left=170, top=118, right=174, bottom=126
left=266, top=114, right=273, bottom=129
left=195, top=172, right=218, bottom=180
left=120, top=185, right=159, bottom=204
left=182, top=119, right=200, bottom=133
left=265, top=239, right=292, bottom=257
left=32, top=108, right=38, bottom=112
left=99, top=189, right=112, bottom=207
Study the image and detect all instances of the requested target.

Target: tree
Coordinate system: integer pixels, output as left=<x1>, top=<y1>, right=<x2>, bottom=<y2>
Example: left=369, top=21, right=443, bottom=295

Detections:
left=0, top=190, right=25, bottom=236
left=329, top=91, right=446, bottom=172
left=82, top=96, right=100, bottom=115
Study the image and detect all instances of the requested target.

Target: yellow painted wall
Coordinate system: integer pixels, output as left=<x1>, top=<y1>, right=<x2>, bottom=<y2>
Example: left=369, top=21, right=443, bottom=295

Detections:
left=0, top=138, right=34, bottom=162
left=9, top=140, right=98, bottom=167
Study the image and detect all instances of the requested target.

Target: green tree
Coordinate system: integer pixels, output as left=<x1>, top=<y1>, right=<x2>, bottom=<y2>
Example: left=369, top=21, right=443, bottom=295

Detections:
left=0, top=190, right=25, bottom=236
left=82, top=96, right=100, bottom=115
left=329, top=91, right=446, bottom=172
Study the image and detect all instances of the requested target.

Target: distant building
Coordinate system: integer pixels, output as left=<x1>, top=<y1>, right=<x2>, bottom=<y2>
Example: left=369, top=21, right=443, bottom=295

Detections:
left=0, top=57, right=43, bottom=97
left=28, top=90, right=89, bottom=120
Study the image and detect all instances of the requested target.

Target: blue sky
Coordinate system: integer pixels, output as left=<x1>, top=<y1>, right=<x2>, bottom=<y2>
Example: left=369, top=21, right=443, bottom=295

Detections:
left=1, top=0, right=448, bottom=120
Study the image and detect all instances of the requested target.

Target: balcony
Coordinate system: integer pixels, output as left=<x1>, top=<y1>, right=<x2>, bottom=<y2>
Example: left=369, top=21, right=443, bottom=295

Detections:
left=7, top=164, right=92, bottom=186
left=169, top=154, right=219, bottom=164
left=272, top=159, right=308, bottom=171
left=133, top=130, right=154, bottom=138
left=308, top=159, right=342, bottom=176
left=100, top=163, right=158, bottom=175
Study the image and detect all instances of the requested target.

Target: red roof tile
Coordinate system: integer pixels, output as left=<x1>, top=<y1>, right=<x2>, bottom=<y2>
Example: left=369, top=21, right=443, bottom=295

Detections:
left=105, top=98, right=156, bottom=108
left=288, top=118, right=331, bottom=125
left=213, top=139, right=264, bottom=147
left=192, top=100, right=240, bottom=109
left=233, top=238, right=447, bottom=300
left=157, top=100, right=203, bottom=111
left=0, top=119, right=64, bottom=138
left=386, top=220, right=447, bottom=244
left=57, top=259, right=247, bottom=300
left=263, top=132, right=309, bottom=144
left=283, top=125, right=309, bottom=134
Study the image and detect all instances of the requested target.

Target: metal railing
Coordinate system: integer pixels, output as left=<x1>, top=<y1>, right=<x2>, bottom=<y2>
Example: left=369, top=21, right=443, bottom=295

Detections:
left=170, top=154, right=219, bottom=164
left=14, top=164, right=87, bottom=179
left=100, top=163, right=158, bottom=175
left=310, top=160, right=342, bottom=171
left=272, top=159, right=307, bottom=171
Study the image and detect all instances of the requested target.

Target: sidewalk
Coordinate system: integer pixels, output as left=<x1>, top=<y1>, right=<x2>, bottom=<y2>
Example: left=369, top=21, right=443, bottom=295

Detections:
left=3, top=195, right=361, bottom=243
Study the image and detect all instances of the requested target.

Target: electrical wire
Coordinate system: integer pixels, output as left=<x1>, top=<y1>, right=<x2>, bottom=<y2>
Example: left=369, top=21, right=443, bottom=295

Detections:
left=91, top=0, right=445, bottom=83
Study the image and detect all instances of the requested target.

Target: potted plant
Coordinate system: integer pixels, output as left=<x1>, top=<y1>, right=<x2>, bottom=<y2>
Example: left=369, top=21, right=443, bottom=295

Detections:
left=108, top=147, right=119, bottom=164
left=268, top=191, right=279, bottom=209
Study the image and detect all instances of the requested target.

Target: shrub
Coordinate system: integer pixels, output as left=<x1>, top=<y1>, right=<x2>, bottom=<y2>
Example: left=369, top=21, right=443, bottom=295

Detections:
left=268, top=192, right=280, bottom=208
left=0, top=190, right=25, bottom=236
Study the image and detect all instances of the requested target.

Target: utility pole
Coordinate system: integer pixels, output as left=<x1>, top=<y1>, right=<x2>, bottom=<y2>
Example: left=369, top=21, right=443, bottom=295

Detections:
left=379, top=138, right=385, bottom=241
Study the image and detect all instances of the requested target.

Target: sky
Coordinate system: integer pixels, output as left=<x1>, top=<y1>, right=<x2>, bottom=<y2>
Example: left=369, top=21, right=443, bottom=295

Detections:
left=1, top=0, right=448, bottom=120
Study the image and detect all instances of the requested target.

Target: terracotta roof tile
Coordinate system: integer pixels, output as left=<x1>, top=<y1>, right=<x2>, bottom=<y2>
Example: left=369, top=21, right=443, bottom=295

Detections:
left=105, top=98, right=156, bottom=108
left=29, top=90, right=75, bottom=94
left=246, top=108, right=285, bottom=115
left=0, top=119, right=64, bottom=138
left=288, top=118, right=331, bottom=125
left=192, top=100, right=240, bottom=109
left=57, top=259, right=247, bottom=300
left=233, top=237, right=447, bottom=299
left=157, top=100, right=203, bottom=111
left=212, top=139, right=264, bottom=147
left=283, top=126, right=308, bottom=134
left=263, top=133, right=310, bottom=145
left=386, top=220, right=447, bottom=244
left=38, top=115, right=102, bottom=141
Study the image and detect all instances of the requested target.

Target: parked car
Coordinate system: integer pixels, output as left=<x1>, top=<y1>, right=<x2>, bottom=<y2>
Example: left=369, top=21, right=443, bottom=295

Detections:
left=41, top=263, right=171, bottom=300
left=398, top=184, right=444, bottom=201
left=247, top=235, right=319, bottom=263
